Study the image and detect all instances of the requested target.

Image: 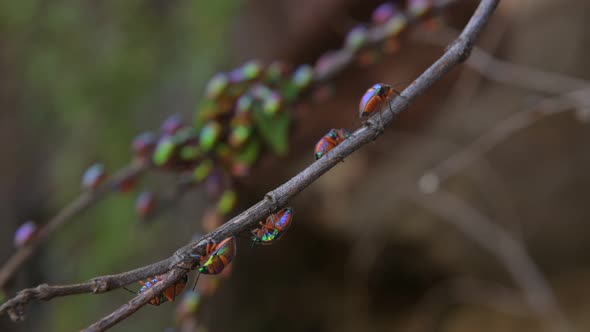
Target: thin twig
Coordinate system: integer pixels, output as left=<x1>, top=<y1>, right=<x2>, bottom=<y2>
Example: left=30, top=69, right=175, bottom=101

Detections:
left=0, top=257, right=173, bottom=321
left=84, top=268, right=190, bottom=332
left=0, top=162, right=148, bottom=290
left=1, top=1, right=500, bottom=330
left=413, top=22, right=590, bottom=191
left=311, top=0, right=461, bottom=83
left=139, top=174, right=197, bottom=223
left=434, top=10, right=512, bottom=112
left=413, top=22, right=590, bottom=187
left=395, top=131, right=523, bottom=233
left=414, top=25, right=590, bottom=94
left=398, top=187, right=573, bottom=332
left=419, top=87, right=590, bottom=189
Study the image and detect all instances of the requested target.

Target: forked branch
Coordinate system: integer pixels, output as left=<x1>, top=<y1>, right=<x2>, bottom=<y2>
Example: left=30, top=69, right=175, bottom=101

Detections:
left=0, top=1, right=500, bottom=331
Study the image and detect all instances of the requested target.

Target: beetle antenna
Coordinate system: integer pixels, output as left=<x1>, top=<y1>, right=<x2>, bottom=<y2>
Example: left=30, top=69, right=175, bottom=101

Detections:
left=191, top=273, right=201, bottom=292
left=122, top=286, right=136, bottom=295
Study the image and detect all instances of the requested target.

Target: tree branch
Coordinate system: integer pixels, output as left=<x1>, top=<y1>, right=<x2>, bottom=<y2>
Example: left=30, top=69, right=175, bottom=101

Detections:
left=1, top=0, right=500, bottom=330
left=0, top=256, right=179, bottom=322
left=0, top=0, right=460, bottom=289
left=414, top=25, right=590, bottom=94
left=0, top=162, right=147, bottom=290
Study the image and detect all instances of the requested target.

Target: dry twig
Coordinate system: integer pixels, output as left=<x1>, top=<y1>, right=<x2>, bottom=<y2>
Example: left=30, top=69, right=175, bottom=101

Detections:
left=1, top=0, right=500, bottom=330
left=414, top=25, right=590, bottom=191
left=419, top=87, right=590, bottom=191
left=415, top=25, right=590, bottom=94
left=0, top=163, right=147, bottom=291
left=0, top=0, right=461, bottom=289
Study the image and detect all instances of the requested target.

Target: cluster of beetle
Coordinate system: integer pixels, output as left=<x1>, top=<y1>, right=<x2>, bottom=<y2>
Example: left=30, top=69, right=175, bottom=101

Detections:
left=134, top=78, right=398, bottom=305
left=137, top=77, right=398, bottom=302
left=133, top=207, right=293, bottom=306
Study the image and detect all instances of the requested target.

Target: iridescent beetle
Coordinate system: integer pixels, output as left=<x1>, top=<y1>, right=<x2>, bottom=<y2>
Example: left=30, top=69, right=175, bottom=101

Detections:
left=251, top=207, right=294, bottom=245
left=136, top=273, right=189, bottom=306
left=359, top=83, right=394, bottom=119
left=314, top=128, right=350, bottom=160
left=198, top=236, right=237, bottom=275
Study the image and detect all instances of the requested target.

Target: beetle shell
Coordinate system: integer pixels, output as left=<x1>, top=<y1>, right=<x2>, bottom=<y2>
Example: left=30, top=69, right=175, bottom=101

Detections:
left=314, top=128, right=350, bottom=160
left=273, top=207, right=293, bottom=232
left=252, top=208, right=294, bottom=244
left=251, top=228, right=279, bottom=245
left=139, top=274, right=189, bottom=306
left=314, top=136, right=336, bottom=160
left=359, top=83, right=393, bottom=118
left=198, top=237, right=237, bottom=275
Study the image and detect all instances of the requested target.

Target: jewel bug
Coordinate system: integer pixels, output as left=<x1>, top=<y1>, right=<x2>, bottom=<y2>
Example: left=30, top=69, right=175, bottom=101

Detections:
left=198, top=236, right=237, bottom=275
left=359, top=83, right=395, bottom=118
left=134, top=274, right=189, bottom=306
left=251, top=207, right=294, bottom=245
left=314, top=128, right=350, bottom=160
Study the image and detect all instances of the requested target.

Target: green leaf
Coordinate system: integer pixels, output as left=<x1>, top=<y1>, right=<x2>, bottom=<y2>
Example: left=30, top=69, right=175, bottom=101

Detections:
left=253, top=107, right=290, bottom=156
left=193, top=159, right=214, bottom=182
left=216, top=190, right=237, bottom=215
left=235, top=137, right=261, bottom=166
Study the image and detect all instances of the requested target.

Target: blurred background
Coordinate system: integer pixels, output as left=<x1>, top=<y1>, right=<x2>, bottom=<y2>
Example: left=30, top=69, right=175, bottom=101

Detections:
left=1, top=0, right=590, bottom=331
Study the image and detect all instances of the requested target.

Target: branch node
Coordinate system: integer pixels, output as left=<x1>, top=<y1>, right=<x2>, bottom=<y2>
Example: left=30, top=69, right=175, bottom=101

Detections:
left=36, top=284, right=52, bottom=300
left=264, top=192, right=279, bottom=212
left=364, top=120, right=383, bottom=141
left=191, top=237, right=215, bottom=257
left=90, top=278, right=109, bottom=294
left=176, top=250, right=200, bottom=269
left=449, top=36, right=474, bottom=63
left=176, top=260, right=195, bottom=271
left=8, top=304, right=25, bottom=322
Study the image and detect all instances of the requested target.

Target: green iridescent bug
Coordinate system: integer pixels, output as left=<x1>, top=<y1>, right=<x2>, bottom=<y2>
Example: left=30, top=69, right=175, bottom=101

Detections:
left=198, top=236, right=237, bottom=275
left=251, top=208, right=294, bottom=245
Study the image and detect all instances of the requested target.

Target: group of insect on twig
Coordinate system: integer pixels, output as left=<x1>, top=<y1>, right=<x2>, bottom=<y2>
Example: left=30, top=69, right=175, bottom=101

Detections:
left=131, top=82, right=397, bottom=306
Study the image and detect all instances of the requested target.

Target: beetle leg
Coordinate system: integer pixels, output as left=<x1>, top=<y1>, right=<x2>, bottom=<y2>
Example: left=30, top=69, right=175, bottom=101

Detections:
left=163, top=290, right=175, bottom=303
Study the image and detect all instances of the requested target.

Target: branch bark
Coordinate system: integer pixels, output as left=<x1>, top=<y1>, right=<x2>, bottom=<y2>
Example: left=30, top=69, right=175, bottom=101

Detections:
left=415, top=26, right=590, bottom=94
left=0, top=0, right=460, bottom=290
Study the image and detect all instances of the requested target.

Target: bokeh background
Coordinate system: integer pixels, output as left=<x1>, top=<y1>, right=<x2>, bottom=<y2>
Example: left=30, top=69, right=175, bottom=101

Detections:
left=2, top=0, right=590, bottom=331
